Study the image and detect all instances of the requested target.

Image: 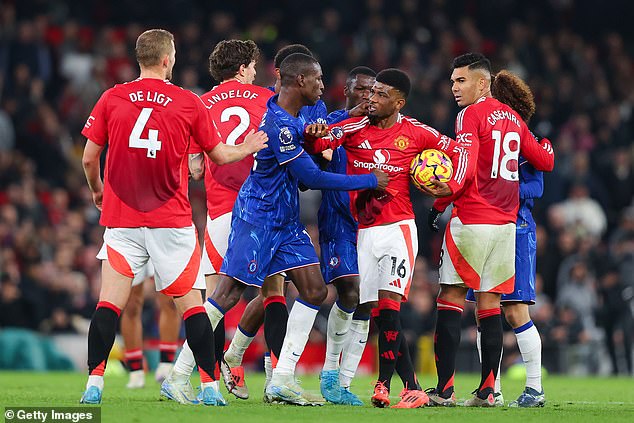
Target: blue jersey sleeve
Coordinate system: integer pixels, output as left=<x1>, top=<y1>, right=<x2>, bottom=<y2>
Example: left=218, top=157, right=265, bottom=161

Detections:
left=287, top=151, right=377, bottom=191
left=327, top=109, right=349, bottom=124
left=519, top=158, right=544, bottom=200
left=267, top=123, right=304, bottom=165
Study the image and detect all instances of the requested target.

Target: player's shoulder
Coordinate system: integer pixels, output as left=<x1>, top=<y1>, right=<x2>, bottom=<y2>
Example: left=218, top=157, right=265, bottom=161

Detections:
left=400, top=114, right=440, bottom=137
left=300, top=100, right=328, bottom=123
left=455, top=98, right=492, bottom=131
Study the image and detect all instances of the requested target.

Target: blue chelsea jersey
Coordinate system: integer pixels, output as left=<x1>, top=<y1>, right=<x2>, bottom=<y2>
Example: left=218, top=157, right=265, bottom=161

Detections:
left=319, top=108, right=357, bottom=243
left=516, top=156, right=544, bottom=232
left=233, top=95, right=307, bottom=228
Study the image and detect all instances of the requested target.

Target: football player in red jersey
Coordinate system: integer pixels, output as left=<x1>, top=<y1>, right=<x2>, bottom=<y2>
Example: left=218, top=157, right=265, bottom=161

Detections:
left=79, top=29, right=267, bottom=406
left=422, top=53, right=554, bottom=407
left=304, top=68, right=468, bottom=409
left=163, top=39, right=283, bottom=403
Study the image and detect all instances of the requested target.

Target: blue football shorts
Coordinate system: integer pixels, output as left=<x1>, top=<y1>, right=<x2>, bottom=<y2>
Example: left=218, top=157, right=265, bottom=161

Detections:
left=220, top=216, right=320, bottom=287
left=320, top=237, right=359, bottom=284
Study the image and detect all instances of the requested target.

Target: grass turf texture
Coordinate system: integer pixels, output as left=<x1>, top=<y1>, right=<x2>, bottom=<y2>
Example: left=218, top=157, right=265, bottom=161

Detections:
left=1, top=372, right=633, bottom=422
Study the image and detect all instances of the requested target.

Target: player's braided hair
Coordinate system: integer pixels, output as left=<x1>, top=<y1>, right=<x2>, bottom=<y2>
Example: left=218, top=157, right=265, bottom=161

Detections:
left=491, top=70, right=536, bottom=122
left=209, top=39, right=260, bottom=82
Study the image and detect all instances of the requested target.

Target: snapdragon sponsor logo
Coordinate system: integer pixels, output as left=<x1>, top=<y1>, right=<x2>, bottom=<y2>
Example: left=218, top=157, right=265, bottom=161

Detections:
left=353, top=149, right=404, bottom=173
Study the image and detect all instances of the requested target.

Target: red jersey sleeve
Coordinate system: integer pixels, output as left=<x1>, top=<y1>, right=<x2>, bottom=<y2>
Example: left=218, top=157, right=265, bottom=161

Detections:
left=304, top=117, right=367, bottom=154
left=81, top=89, right=110, bottom=145
left=445, top=107, right=480, bottom=195
left=190, top=95, right=221, bottom=152
left=519, top=122, right=554, bottom=172
left=303, top=126, right=344, bottom=154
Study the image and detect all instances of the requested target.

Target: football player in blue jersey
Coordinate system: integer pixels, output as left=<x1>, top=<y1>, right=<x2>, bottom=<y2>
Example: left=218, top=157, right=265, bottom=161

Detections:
left=318, top=66, right=377, bottom=406
left=197, top=53, right=388, bottom=406
left=220, top=47, right=377, bottom=402
left=430, top=70, right=546, bottom=408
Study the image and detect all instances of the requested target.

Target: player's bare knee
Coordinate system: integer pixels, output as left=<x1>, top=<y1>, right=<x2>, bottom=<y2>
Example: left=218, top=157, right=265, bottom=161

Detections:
left=502, top=303, right=530, bottom=328
left=438, top=284, right=467, bottom=306
left=334, top=279, right=359, bottom=310
left=125, top=296, right=143, bottom=317
left=475, top=292, right=501, bottom=310
left=302, top=284, right=327, bottom=306
left=211, top=276, right=245, bottom=310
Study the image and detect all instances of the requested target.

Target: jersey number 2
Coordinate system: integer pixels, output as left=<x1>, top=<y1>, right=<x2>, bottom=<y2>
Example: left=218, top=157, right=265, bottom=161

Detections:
left=221, top=106, right=250, bottom=146
left=129, top=108, right=162, bottom=158
left=491, top=130, right=519, bottom=181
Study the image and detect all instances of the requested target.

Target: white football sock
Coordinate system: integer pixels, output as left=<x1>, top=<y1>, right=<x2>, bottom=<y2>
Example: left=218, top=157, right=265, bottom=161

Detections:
left=272, top=299, right=319, bottom=377
left=173, top=300, right=225, bottom=377
left=173, top=341, right=196, bottom=376
left=476, top=327, right=482, bottom=362
left=224, top=326, right=255, bottom=368
left=515, top=321, right=542, bottom=392
left=339, top=318, right=370, bottom=388
left=86, top=375, right=104, bottom=390
left=323, top=302, right=354, bottom=371
left=201, top=380, right=220, bottom=391
left=264, top=352, right=272, bottom=389
left=203, top=299, right=225, bottom=330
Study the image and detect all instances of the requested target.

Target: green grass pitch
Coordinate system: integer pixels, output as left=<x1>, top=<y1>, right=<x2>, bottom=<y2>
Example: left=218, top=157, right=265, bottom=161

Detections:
left=1, top=372, right=633, bottom=422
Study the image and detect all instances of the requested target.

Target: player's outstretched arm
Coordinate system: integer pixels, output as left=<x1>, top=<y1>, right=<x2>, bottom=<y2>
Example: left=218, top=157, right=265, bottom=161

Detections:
left=287, top=150, right=381, bottom=191
left=207, top=129, right=268, bottom=165
left=303, top=124, right=338, bottom=154
left=82, top=139, right=105, bottom=210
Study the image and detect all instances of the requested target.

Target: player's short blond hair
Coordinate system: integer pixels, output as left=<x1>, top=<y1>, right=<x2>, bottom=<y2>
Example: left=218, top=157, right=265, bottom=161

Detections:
left=135, top=29, right=174, bottom=67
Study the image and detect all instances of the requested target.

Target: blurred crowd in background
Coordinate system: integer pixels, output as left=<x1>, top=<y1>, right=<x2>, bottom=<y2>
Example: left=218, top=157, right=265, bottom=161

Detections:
left=0, top=0, right=632, bottom=376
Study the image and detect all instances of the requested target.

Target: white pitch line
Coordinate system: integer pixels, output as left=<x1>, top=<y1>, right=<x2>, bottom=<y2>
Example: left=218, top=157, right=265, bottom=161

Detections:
left=561, top=401, right=634, bottom=405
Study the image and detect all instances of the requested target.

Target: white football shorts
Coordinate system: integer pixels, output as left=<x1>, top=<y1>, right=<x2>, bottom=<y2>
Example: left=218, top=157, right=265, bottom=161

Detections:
left=201, top=212, right=232, bottom=275
left=439, top=216, right=515, bottom=293
left=358, top=219, right=418, bottom=304
left=99, top=226, right=205, bottom=296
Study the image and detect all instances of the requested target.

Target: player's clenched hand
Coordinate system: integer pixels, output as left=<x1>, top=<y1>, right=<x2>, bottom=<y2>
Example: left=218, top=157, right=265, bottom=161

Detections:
left=242, top=129, right=268, bottom=153
left=348, top=101, right=370, bottom=117
left=372, top=169, right=389, bottom=190
left=418, top=179, right=453, bottom=198
left=92, top=190, right=103, bottom=211
left=321, top=148, right=333, bottom=161
left=304, top=123, right=329, bottom=138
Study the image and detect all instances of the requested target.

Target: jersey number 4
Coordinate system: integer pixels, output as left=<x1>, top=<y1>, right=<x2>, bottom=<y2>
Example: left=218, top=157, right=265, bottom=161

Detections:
left=129, top=108, right=162, bottom=158
left=491, top=130, right=519, bottom=181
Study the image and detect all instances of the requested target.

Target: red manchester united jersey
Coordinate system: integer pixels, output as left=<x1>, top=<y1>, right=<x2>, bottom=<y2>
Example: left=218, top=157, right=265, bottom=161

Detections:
left=435, top=96, right=554, bottom=224
left=191, top=80, right=273, bottom=219
left=306, top=115, right=467, bottom=228
left=82, top=78, right=220, bottom=228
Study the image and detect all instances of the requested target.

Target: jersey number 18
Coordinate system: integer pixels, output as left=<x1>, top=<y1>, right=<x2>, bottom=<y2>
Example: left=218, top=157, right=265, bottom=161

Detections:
left=490, top=130, right=519, bottom=181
